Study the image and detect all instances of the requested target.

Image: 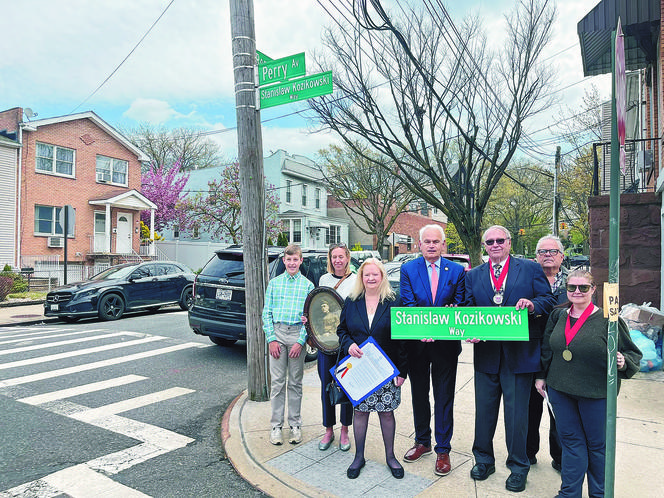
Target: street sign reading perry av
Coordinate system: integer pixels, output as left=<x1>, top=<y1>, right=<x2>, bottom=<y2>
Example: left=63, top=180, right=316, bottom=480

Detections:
left=258, top=52, right=306, bottom=86
left=259, top=71, right=333, bottom=109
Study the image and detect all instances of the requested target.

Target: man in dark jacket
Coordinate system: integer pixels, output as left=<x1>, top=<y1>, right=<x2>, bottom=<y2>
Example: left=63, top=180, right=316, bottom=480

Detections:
left=465, top=226, right=556, bottom=493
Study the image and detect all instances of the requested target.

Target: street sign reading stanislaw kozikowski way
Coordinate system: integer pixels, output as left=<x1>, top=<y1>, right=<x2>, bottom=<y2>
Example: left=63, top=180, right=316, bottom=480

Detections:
left=391, top=307, right=529, bottom=341
left=259, top=71, right=333, bottom=109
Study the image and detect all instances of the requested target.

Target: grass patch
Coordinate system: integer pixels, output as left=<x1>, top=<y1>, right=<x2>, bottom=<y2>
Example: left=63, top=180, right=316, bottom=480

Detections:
left=6, top=291, right=47, bottom=301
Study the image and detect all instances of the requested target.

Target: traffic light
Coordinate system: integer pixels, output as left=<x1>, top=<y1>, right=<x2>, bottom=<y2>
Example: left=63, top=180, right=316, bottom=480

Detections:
left=560, top=222, right=567, bottom=230
left=518, top=229, right=525, bottom=236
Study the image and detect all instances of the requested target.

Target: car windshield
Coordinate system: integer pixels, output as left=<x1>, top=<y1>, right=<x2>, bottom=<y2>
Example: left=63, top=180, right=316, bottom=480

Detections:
left=90, top=265, right=137, bottom=280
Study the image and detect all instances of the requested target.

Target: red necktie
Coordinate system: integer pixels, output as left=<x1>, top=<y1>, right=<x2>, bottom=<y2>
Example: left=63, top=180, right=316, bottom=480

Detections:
left=431, top=262, right=438, bottom=302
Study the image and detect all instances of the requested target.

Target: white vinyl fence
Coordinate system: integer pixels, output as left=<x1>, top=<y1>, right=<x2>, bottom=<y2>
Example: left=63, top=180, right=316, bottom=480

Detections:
left=155, top=240, right=231, bottom=271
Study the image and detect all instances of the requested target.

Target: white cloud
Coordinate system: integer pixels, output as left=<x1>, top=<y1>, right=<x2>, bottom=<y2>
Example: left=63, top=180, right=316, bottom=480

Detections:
left=123, top=98, right=182, bottom=123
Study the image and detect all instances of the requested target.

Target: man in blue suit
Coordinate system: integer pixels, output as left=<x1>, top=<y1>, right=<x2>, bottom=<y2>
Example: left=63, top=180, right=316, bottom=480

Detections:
left=400, top=224, right=465, bottom=476
left=465, top=225, right=555, bottom=493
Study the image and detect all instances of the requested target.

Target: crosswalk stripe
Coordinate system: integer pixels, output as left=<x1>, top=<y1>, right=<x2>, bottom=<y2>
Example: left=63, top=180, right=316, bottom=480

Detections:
left=71, top=387, right=195, bottom=422
left=0, top=336, right=166, bottom=370
left=0, top=342, right=207, bottom=387
left=0, top=331, right=147, bottom=356
left=0, top=329, right=102, bottom=346
left=43, top=464, right=150, bottom=497
left=18, top=375, right=148, bottom=405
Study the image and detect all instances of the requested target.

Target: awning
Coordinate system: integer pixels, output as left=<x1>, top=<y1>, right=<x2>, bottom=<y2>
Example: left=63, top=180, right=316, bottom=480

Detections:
left=578, top=0, right=660, bottom=77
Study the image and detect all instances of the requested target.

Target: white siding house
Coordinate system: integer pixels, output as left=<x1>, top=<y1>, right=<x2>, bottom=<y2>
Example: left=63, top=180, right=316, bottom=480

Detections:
left=0, top=135, right=19, bottom=267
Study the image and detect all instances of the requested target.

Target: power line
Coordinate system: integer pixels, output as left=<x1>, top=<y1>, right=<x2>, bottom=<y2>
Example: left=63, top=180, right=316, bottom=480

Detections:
left=70, top=0, right=176, bottom=114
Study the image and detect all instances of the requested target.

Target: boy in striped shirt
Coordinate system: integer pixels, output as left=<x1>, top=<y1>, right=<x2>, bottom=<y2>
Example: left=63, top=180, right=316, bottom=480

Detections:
left=263, top=244, right=314, bottom=445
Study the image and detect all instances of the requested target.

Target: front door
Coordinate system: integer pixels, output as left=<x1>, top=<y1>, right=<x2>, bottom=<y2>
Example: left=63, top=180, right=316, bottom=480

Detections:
left=116, top=212, right=132, bottom=254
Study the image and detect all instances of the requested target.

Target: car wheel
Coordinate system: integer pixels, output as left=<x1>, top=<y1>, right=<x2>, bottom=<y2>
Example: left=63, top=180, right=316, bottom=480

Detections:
left=305, top=343, right=318, bottom=363
left=61, top=316, right=80, bottom=323
left=98, top=294, right=125, bottom=321
left=180, top=287, right=194, bottom=310
left=209, top=336, right=237, bottom=346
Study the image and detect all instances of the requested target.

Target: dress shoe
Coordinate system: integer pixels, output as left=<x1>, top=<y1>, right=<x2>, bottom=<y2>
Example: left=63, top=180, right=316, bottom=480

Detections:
left=388, top=463, right=404, bottom=479
left=505, top=472, right=527, bottom=492
left=403, top=443, right=432, bottom=462
left=346, top=459, right=365, bottom=479
left=434, top=452, right=451, bottom=476
left=318, top=434, right=334, bottom=451
left=339, top=440, right=351, bottom=452
left=551, top=460, right=562, bottom=472
left=470, top=463, right=495, bottom=481
left=528, top=456, right=537, bottom=465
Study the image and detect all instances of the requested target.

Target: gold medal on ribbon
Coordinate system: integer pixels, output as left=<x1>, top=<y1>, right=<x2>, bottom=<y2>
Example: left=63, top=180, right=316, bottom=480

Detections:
left=562, top=349, right=572, bottom=361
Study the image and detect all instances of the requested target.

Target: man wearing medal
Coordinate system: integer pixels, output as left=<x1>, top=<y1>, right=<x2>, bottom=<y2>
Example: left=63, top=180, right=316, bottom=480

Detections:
left=464, top=225, right=555, bottom=493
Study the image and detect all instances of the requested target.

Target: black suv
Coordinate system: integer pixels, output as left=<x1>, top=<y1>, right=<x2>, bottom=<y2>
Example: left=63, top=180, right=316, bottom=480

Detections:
left=188, top=246, right=359, bottom=350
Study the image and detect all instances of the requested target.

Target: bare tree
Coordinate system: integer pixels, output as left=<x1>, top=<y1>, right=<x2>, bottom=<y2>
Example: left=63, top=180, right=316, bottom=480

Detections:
left=122, top=123, right=224, bottom=172
left=318, top=142, right=418, bottom=252
left=311, top=0, right=557, bottom=264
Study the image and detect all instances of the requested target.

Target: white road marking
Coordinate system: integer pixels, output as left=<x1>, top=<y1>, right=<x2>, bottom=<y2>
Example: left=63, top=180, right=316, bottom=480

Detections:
left=18, top=375, right=148, bottom=405
left=0, top=336, right=166, bottom=370
left=42, top=464, right=150, bottom=497
left=0, top=329, right=103, bottom=343
left=0, top=342, right=207, bottom=387
left=0, top=331, right=146, bottom=355
left=71, top=387, right=195, bottom=422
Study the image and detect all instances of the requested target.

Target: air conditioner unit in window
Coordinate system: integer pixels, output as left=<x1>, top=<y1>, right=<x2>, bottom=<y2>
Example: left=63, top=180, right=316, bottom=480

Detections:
left=96, top=172, right=110, bottom=183
left=47, top=236, right=64, bottom=248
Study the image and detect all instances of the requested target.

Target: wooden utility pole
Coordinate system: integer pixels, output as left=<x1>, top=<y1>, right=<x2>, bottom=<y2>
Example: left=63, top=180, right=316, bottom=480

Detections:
left=553, top=146, right=560, bottom=236
left=230, top=0, right=269, bottom=401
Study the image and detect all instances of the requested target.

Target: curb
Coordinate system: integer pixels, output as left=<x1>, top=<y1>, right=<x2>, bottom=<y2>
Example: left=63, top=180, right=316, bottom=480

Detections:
left=0, top=300, right=45, bottom=308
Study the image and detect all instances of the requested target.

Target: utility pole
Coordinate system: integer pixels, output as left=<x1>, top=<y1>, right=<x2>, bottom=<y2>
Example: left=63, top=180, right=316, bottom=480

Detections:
left=553, top=146, right=560, bottom=236
left=230, top=0, right=269, bottom=401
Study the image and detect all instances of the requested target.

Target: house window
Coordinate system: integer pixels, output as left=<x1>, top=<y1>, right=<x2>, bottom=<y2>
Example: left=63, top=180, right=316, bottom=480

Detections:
left=326, top=225, right=341, bottom=245
left=292, top=219, right=302, bottom=243
left=36, top=142, right=74, bottom=176
left=286, top=180, right=292, bottom=203
left=96, top=155, right=128, bottom=185
left=315, top=188, right=321, bottom=209
left=301, top=185, right=307, bottom=207
left=192, top=226, right=200, bottom=239
left=34, top=205, right=75, bottom=236
left=173, top=225, right=180, bottom=238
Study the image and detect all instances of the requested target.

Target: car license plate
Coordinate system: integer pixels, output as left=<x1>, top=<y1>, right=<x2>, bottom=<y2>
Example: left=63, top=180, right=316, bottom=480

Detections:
left=51, top=304, right=59, bottom=311
left=216, top=289, right=232, bottom=300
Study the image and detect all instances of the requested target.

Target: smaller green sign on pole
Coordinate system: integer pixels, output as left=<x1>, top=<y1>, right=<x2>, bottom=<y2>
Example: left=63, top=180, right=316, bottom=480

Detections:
left=259, top=71, right=333, bottom=109
left=258, top=52, right=306, bottom=86
left=391, top=307, right=529, bottom=341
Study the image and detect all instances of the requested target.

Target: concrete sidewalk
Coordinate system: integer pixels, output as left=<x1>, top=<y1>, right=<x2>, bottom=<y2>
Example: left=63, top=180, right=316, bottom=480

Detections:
left=223, top=344, right=664, bottom=497
left=0, top=301, right=56, bottom=327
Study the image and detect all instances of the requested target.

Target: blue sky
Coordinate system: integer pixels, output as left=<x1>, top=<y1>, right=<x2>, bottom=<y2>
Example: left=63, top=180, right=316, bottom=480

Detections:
left=0, top=0, right=608, bottom=162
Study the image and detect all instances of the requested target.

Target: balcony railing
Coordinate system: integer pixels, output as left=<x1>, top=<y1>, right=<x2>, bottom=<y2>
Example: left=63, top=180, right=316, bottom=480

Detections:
left=592, top=138, right=659, bottom=195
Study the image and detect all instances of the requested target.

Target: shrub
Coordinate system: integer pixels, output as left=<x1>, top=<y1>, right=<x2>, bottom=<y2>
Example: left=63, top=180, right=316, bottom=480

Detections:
left=0, top=268, right=28, bottom=293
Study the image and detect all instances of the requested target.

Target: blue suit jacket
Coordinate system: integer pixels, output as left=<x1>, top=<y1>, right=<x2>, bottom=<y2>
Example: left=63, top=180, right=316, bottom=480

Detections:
left=337, top=296, right=408, bottom=378
left=464, top=256, right=556, bottom=374
left=399, top=256, right=466, bottom=362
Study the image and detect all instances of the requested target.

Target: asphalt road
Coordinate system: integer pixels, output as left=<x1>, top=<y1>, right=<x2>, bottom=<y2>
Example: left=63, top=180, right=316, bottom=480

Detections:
left=0, top=308, right=266, bottom=497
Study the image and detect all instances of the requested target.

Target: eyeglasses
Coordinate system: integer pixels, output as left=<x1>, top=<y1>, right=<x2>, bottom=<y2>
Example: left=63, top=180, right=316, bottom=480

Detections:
left=485, top=238, right=509, bottom=246
left=537, top=249, right=561, bottom=256
left=566, top=284, right=592, bottom=293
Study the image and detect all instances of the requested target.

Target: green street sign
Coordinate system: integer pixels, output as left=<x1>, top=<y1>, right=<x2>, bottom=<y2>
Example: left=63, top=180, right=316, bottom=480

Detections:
left=256, top=50, right=273, bottom=65
left=259, top=71, right=333, bottom=109
left=391, top=307, right=529, bottom=341
left=258, top=52, right=306, bottom=86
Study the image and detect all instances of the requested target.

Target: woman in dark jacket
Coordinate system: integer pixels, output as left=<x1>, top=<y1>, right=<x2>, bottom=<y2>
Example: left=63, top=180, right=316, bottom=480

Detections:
left=535, top=269, right=642, bottom=497
left=337, top=258, right=407, bottom=480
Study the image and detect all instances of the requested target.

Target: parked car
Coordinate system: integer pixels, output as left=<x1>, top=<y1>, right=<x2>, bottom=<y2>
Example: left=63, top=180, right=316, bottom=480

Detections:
left=383, top=252, right=421, bottom=273
left=188, top=246, right=360, bottom=351
left=351, top=250, right=382, bottom=264
left=44, top=261, right=195, bottom=323
left=565, top=254, right=590, bottom=269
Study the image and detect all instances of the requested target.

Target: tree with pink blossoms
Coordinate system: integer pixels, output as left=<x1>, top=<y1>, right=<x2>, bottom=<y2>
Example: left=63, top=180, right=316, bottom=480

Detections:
left=181, top=161, right=282, bottom=244
left=140, top=161, right=190, bottom=234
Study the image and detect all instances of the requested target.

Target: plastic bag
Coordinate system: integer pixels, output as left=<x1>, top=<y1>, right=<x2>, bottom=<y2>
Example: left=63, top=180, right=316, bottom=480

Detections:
left=630, top=330, right=663, bottom=372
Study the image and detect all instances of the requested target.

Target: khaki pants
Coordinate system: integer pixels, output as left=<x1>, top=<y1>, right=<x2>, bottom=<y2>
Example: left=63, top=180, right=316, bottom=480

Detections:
left=269, top=323, right=305, bottom=428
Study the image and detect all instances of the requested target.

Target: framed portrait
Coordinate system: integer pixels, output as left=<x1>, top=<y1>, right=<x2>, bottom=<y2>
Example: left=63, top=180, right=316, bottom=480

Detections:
left=304, top=287, right=345, bottom=354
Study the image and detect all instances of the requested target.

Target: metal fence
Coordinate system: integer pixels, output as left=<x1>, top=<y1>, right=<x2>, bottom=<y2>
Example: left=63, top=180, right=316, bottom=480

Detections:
left=592, top=138, right=659, bottom=195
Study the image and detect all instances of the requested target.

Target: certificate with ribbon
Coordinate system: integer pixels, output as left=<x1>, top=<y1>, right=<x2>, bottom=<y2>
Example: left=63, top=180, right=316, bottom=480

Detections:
left=330, top=337, right=399, bottom=406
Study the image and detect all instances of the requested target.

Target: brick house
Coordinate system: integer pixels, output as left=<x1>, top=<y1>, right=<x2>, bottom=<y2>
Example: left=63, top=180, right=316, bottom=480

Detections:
left=0, top=107, right=155, bottom=280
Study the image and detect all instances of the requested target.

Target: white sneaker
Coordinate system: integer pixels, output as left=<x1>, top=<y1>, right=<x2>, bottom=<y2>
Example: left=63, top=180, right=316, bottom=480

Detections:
left=289, top=426, right=302, bottom=444
left=269, top=427, right=283, bottom=445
